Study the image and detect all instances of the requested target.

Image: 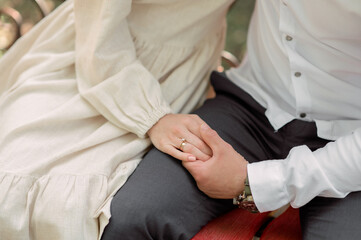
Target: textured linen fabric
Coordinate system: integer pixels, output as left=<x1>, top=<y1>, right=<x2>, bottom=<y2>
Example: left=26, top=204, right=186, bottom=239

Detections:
left=226, top=0, right=361, bottom=212
left=0, top=0, right=233, bottom=239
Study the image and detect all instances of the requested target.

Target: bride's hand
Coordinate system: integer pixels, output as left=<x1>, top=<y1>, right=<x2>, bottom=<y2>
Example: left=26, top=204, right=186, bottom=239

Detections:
left=147, top=114, right=212, bottom=161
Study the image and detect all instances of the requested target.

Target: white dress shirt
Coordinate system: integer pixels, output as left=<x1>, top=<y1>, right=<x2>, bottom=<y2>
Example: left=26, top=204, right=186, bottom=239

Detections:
left=226, top=0, right=361, bottom=212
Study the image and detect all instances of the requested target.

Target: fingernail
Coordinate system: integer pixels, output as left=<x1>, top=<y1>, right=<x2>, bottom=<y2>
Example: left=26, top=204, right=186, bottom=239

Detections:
left=188, top=155, right=196, bottom=161
left=201, top=123, right=210, bottom=130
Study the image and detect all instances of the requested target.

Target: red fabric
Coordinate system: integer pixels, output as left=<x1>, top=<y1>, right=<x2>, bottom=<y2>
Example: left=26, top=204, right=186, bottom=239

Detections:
left=260, top=207, right=302, bottom=240
left=192, top=207, right=302, bottom=240
left=192, top=208, right=270, bottom=240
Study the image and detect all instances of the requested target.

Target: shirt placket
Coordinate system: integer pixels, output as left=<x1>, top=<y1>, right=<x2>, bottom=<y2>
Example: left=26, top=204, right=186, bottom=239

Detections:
left=279, top=1, right=312, bottom=120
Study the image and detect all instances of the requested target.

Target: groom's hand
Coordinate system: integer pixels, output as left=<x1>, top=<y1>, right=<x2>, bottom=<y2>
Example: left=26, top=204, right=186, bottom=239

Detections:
left=182, top=124, right=248, bottom=199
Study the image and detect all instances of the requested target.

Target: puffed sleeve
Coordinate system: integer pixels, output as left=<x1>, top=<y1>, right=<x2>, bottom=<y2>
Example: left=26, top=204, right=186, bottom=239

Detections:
left=74, top=0, right=172, bottom=138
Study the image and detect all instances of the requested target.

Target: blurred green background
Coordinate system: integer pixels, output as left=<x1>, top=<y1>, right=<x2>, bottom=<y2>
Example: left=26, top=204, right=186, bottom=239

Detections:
left=0, top=0, right=255, bottom=60
left=225, top=0, right=255, bottom=62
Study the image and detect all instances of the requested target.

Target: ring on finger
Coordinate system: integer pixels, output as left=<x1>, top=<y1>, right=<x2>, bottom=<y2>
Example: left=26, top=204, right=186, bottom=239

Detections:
left=179, top=138, right=187, bottom=151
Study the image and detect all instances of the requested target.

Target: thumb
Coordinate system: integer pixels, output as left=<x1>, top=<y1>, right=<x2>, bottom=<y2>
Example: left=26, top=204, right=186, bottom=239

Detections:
left=200, top=123, right=224, bottom=153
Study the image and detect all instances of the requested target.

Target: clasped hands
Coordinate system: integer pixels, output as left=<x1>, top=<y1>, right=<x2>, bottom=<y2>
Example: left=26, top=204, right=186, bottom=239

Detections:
left=147, top=113, right=248, bottom=199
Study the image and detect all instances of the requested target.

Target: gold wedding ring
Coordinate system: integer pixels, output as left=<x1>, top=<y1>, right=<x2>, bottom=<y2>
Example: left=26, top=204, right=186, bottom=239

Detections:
left=179, top=138, right=187, bottom=151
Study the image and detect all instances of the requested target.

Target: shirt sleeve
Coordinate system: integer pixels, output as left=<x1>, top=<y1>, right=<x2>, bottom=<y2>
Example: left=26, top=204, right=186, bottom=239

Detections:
left=73, top=0, right=172, bottom=138
left=247, top=127, right=361, bottom=213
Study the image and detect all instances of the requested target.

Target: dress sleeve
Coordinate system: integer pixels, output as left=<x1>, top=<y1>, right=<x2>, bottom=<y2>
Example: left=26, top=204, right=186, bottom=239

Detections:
left=73, top=0, right=172, bottom=138
left=247, top=127, right=361, bottom=212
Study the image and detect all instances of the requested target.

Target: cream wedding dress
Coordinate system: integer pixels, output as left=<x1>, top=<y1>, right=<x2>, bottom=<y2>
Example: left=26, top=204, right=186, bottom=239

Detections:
left=0, top=0, right=233, bottom=239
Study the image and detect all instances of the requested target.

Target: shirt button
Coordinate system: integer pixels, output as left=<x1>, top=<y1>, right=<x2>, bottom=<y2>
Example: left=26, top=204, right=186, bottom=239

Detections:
left=300, top=113, right=307, bottom=118
left=294, top=72, right=302, bottom=77
left=286, top=35, right=293, bottom=41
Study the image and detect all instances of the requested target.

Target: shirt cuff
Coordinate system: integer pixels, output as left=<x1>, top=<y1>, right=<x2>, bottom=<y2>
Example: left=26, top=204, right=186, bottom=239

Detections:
left=247, top=160, right=290, bottom=212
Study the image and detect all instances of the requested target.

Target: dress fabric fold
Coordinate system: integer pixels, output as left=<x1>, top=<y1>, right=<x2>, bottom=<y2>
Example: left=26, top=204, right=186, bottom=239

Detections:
left=0, top=0, right=233, bottom=239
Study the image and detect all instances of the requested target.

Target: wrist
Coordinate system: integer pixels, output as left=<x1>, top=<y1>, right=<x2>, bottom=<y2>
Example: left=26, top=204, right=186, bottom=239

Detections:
left=234, top=159, right=248, bottom=197
left=146, top=113, right=171, bottom=137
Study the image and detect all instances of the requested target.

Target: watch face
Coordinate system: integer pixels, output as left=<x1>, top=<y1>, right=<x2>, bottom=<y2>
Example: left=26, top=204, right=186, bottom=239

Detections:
left=240, top=201, right=259, bottom=213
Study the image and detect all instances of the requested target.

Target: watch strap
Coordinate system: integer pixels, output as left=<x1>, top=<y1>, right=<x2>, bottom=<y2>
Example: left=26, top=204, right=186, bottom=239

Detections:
left=233, top=174, right=259, bottom=213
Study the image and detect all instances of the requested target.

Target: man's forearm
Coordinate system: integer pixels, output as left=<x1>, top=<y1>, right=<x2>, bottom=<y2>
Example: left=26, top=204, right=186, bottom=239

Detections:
left=248, top=127, right=361, bottom=212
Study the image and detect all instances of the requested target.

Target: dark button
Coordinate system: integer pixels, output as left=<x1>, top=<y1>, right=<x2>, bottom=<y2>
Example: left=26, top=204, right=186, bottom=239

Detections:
left=294, top=72, right=302, bottom=77
left=286, top=35, right=293, bottom=41
left=300, top=113, right=307, bottom=118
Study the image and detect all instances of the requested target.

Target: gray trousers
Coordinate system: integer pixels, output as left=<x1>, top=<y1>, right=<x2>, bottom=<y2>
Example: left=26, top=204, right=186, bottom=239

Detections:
left=101, top=72, right=361, bottom=240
